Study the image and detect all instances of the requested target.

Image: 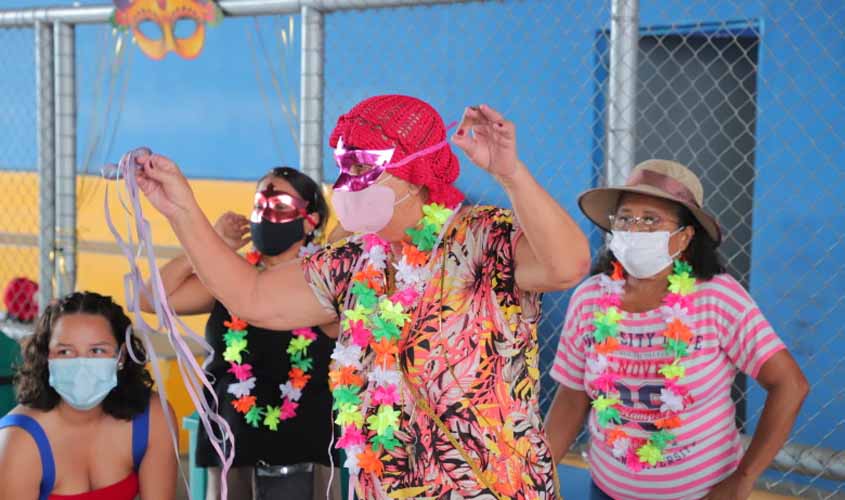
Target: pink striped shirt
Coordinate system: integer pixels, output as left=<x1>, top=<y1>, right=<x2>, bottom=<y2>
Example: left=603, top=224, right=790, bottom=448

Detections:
left=551, top=273, right=785, bottom=500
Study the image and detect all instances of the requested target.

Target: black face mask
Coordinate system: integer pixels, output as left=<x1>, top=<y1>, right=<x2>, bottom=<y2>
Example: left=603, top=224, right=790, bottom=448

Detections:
left=250, top=219, right=305, bottom=256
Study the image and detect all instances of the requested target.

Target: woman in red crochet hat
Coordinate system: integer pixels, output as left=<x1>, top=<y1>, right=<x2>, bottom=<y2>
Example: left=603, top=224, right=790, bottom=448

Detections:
left=135, top=95, right=590, bottom=499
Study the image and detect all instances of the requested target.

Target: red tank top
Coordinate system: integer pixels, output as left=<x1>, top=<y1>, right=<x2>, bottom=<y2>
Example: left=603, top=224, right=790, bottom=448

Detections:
left=0, top=403, right=149, bottom=500
left=48, top=473, right=139, bottom=500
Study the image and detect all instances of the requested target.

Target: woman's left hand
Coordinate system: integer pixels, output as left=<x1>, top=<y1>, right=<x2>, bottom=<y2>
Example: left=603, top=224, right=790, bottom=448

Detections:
left=451, top=104, right=520, bottom=182
left=701, top=473, right=755, bottom=500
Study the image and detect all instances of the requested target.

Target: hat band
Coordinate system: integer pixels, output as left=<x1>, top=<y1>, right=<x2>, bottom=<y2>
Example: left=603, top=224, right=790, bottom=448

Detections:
left=627, top=169, right=700, bottom=208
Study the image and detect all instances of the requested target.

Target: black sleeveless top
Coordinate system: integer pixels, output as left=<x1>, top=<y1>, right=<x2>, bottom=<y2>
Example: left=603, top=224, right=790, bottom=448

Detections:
left=196, top=301, right=338, bottom=467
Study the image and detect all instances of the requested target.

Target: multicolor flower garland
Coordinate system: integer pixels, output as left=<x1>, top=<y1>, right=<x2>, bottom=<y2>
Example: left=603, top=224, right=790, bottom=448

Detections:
left=225, top=250, right=319, bottom=430
left=329, top=203, right=455, bottom=478
left=589, top=259, right=697, bottom=471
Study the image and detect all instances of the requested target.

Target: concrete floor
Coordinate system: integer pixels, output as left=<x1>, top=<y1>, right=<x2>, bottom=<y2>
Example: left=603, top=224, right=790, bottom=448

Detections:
left=177, top=459, right=842, bottom=500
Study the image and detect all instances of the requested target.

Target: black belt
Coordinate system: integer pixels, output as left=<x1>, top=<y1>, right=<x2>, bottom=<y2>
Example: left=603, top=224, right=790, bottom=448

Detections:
left=255, top=462, right=314, bottom=477
left=0, top=375, right=14, bottom=385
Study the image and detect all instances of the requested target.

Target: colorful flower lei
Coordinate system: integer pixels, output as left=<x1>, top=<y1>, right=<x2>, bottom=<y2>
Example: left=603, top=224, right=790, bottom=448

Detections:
left=225, top=250, right=319, bottom=430
left=329, top=203, right=455, bottom=479
left=589, top=259, right=697, bottom=471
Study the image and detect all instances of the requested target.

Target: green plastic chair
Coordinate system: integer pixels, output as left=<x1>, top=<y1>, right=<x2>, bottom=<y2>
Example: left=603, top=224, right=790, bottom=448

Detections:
left=0, top=330, right=21, bottom=416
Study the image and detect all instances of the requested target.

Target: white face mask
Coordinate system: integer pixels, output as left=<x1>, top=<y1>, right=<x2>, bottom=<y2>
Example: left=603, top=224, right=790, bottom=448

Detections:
left=609, top=229, right=684, bottom=279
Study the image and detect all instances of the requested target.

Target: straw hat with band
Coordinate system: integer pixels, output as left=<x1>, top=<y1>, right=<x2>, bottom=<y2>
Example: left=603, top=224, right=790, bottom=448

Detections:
left=578, top=159, right=722, bottom=244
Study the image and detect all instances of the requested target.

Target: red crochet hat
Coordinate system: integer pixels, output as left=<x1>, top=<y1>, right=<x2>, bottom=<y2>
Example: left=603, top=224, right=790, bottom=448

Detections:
left=3, top=277, right=38, bottom=322
left=329, top=95, right=464, bottom=207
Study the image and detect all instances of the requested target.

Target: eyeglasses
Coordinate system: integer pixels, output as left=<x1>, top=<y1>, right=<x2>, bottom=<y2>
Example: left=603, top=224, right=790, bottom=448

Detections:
left=608, top=214, right=679, bottom=232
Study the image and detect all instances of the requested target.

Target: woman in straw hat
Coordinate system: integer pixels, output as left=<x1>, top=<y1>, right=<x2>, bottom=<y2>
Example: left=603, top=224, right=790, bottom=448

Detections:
left=545, top=159, right=808, bottom=500
left=133, top=95, right=591, bottom=499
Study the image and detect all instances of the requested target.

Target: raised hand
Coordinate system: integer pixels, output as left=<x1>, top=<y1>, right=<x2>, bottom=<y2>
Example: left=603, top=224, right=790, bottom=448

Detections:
left=450, top=104, right=520, bottom=182
left=214, top=212, right=251, bottom=250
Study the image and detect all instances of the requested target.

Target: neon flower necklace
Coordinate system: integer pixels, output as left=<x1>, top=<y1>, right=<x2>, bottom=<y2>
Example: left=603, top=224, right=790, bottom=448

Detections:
left=224, top=250, right=319, bottom=430
left=590, top=260, right=697, bottom=471
left=329, top=203, right=456, bottom=479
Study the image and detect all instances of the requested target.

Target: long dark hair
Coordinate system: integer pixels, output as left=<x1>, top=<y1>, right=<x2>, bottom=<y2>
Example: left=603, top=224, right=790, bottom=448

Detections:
left=592, top=202, right=725, bottom=280
left=15, top=291, right=152, bottom=419
left=259, top=167, right=329, bottom=244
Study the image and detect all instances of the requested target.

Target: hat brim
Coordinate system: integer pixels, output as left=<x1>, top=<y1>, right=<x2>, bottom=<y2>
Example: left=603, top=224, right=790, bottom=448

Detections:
left=578, top=184, right=722, bottom=244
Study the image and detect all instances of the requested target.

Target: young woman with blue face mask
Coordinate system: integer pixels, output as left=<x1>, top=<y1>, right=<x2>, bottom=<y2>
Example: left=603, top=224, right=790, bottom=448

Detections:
left=0, top=291, right=177, bottom=500
left=140, top=167, right=342, bottom=500
left=545, top=160, right=808, bottom=500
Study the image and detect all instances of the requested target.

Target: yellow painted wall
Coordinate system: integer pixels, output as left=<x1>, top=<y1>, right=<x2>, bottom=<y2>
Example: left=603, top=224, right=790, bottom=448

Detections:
left=0, top=171, right=257, bottom=452
left=0, top=172, right=40, bottom=292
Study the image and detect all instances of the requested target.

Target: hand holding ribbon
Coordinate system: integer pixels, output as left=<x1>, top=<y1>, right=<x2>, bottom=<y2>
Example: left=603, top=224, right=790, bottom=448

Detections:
left=103, top=147, right=236, bottom=500
left=133, top=151, right=198, bottom=221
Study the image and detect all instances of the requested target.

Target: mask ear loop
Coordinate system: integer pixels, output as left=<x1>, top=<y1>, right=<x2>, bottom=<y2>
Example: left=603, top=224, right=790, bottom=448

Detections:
left=670, top=225, right=688, bottom=260
left=301, top=211, right=321, bottom=248
left=302, top=210, right=319, bottom=228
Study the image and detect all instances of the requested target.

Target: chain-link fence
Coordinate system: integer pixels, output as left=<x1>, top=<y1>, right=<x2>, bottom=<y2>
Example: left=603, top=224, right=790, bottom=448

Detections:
left=321, top=1, right=844, bottom=497
left=0, top=25, right=41, bottom=324
left=1, top=0, right=843, bottom=498
left=617, top=3, right=844, bottom=498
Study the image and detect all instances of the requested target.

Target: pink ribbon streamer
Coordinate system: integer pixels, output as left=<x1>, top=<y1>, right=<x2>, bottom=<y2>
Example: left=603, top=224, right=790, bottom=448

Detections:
left=102, top=147, right=235, bottom=500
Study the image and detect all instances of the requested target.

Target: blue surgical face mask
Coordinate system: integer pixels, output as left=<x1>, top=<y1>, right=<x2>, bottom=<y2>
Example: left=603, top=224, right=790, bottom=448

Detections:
left=48, top=355, right=120, bottom=411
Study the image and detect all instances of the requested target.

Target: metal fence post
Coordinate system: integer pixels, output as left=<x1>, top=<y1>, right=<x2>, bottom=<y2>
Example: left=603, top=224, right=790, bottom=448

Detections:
left=606, top=0, right=638, bottom=187
left=300, top=5, right=324, bottom=183
left=35, top=21, right=54, bottom=311
left=53, top=22, right=75, bottom=298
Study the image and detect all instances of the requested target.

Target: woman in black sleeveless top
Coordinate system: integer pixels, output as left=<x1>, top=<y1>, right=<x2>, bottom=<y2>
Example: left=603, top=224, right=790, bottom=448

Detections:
left=141, top=167, right=339, bottom=500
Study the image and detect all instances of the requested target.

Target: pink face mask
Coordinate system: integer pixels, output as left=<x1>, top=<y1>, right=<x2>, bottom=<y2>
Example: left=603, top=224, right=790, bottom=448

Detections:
left=332, top=184, right=400, bottom=234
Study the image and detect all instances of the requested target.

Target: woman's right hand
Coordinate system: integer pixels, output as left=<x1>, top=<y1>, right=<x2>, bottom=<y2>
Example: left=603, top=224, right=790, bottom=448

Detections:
left=134, top=153, right=197, bottom=221
left=214, top=212, right=251, bottom=250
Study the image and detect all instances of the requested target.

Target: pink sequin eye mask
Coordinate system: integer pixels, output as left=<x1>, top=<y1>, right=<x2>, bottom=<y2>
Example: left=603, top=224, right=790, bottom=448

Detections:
left=332, top=122, right=457, bottom=193
left=332, top=137, right=395, bottom=193
left=249, top=187, right=316, bottom=225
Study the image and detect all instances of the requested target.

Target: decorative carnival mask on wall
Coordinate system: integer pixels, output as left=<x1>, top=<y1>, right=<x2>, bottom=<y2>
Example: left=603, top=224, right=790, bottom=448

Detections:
left=111, top=0, right=221, bottom=60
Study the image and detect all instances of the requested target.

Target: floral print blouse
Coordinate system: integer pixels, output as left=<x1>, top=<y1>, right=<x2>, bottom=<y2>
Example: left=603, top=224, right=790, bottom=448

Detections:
left=303, top=206, right=557, bottom=500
